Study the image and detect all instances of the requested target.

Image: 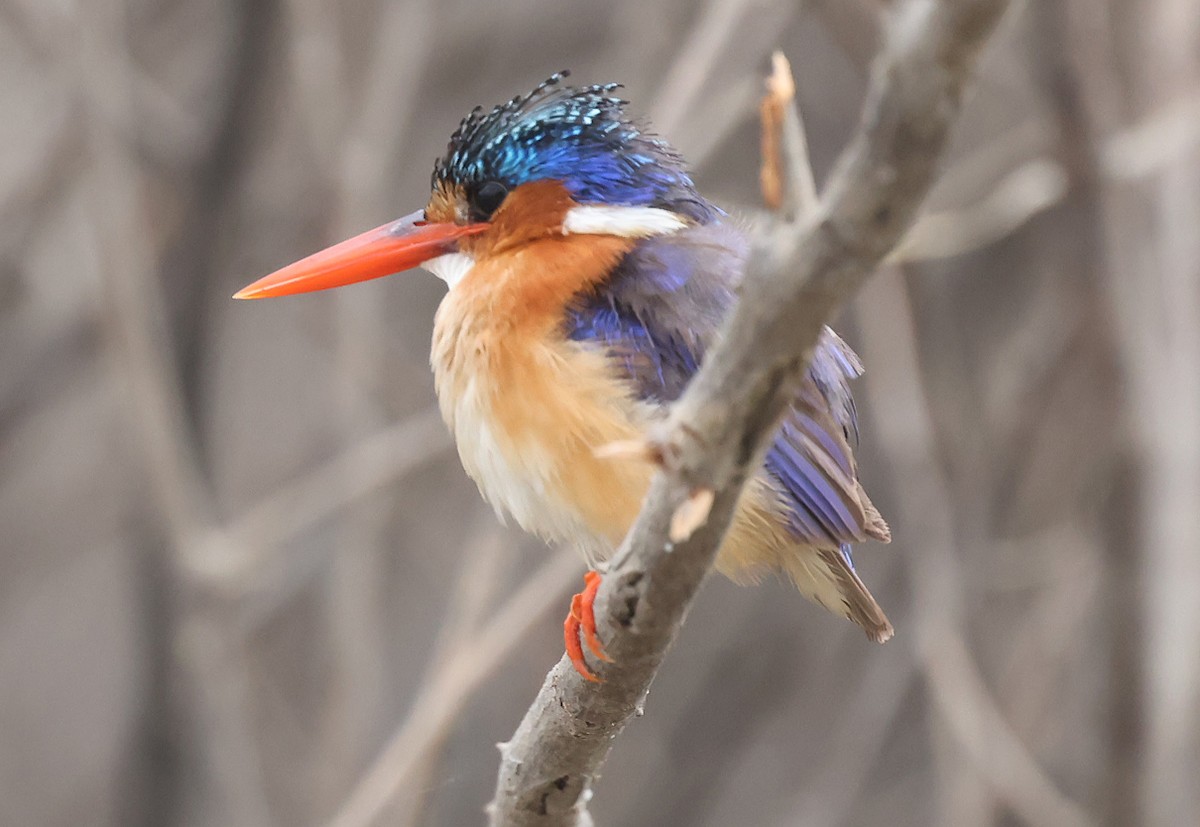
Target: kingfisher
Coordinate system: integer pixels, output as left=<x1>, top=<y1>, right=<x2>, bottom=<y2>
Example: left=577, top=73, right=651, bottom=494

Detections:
left=235, top=72, right=893, bottom=680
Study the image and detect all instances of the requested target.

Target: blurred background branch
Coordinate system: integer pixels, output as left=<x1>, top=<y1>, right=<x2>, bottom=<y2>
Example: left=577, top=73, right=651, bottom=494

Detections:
left=1, top=0, right=1197, bottom=825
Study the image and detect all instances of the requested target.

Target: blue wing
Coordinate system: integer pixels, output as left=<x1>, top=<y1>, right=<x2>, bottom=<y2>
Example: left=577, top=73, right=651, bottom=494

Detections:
left=564, top=223, right=888, bottom=551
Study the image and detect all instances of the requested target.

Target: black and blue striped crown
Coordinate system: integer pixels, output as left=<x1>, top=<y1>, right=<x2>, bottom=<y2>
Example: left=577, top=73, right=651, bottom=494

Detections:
left=432, top=72, right=714, bottom=221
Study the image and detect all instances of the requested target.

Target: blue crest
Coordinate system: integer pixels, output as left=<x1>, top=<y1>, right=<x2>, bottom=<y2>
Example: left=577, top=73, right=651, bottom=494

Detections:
left=432, top=72, right=716, bottom=222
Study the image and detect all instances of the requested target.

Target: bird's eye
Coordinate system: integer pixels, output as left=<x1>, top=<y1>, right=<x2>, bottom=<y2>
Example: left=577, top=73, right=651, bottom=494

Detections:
left=472, top=181, right=508, bottom=220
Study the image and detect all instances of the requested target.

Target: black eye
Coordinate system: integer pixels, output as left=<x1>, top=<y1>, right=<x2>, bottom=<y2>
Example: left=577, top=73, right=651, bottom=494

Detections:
left=472, top=181, right=508, bottom=219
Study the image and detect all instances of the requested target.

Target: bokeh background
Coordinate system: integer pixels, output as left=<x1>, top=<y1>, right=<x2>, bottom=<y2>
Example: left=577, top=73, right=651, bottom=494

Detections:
left=3, top=0, right=1199, bottom=825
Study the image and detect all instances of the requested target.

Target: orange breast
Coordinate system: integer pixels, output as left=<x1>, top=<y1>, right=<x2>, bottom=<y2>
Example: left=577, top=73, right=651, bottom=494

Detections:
left=431, top=232, right=656, bottom=562
left=429, top=224, right=821, bottom=586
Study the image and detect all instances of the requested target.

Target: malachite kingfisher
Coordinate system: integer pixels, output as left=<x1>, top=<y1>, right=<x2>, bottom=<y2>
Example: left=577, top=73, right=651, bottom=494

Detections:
left=236, top=72, right=893, bottom=681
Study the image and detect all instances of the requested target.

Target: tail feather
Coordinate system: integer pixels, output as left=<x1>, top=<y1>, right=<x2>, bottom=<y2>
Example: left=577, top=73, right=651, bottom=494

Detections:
left=784, top=546, right=894, bottom=643
left=859, top=487, right=892, bottom=543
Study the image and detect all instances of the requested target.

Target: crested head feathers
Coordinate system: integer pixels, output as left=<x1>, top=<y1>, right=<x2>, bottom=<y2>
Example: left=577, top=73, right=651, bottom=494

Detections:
left=432, top=72, right=716, bottom=222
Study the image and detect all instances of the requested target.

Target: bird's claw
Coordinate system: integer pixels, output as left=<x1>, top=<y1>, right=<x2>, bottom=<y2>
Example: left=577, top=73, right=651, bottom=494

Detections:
left=564, top=571, right=612, bottom=682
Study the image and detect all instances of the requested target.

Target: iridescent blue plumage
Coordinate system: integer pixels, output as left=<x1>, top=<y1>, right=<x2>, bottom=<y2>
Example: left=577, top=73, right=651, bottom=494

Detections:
left=433, top=72, right=718, bottom=222
left=565, top=225, right=882, bottom=554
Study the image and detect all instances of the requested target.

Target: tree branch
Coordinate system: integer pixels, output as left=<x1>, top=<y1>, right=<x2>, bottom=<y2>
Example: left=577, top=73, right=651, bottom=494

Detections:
left=487, top=2, right=1011, bottom=824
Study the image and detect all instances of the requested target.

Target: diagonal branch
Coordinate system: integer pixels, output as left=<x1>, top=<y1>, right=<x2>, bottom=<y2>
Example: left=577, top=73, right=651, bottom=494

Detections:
left=488, top=1, right=1012, bottom=824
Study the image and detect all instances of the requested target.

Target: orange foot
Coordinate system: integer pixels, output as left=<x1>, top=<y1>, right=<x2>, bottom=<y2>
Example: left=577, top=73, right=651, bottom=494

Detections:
left=564, top=571, right=613, bottom=682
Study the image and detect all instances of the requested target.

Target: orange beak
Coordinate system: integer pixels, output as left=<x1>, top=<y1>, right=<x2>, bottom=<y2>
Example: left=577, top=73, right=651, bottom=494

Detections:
left=233, top=210, right=488, bottom=299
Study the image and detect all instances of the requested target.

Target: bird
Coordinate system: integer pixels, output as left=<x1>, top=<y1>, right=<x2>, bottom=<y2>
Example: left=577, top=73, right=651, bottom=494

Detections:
left=235, top=72, right=893, bottom=681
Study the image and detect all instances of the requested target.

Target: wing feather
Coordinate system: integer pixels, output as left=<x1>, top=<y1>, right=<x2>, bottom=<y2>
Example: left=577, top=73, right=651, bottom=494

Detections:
left=564, top=224, right=888, bottom=551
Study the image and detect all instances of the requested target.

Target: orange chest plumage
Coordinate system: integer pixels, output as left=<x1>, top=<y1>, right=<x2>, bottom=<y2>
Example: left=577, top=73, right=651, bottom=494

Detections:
left=430, top=234, right=654, bottom=561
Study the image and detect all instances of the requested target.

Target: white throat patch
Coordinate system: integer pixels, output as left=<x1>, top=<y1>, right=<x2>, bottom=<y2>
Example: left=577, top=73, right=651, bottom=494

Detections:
left=562, top=205, right=688, bottom=238
left=423, top=252, right=475, bottom=290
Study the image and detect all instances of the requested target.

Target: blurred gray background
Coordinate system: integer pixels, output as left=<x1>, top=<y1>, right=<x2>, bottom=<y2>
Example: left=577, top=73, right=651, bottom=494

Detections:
left=3, top=0, right=1199, bottom=825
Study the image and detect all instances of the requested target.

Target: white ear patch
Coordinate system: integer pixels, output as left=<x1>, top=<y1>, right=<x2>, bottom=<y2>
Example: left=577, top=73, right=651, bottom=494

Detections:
left=562, top=205, right=688, bottom=238
left=423, top=252, right=475, bottom=290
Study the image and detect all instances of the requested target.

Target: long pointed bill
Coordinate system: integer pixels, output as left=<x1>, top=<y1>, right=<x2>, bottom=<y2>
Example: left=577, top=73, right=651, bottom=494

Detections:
left=234, top=210, right=487, bottom=299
